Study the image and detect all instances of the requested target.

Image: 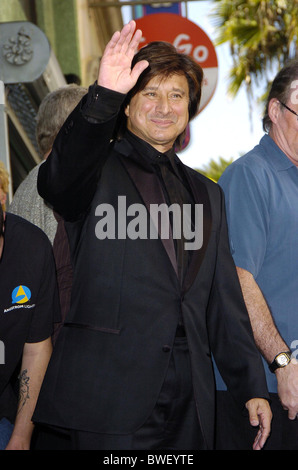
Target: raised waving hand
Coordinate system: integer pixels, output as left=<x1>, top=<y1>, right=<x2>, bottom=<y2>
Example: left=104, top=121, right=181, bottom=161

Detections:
left=98, top=20, right=149, bottom=95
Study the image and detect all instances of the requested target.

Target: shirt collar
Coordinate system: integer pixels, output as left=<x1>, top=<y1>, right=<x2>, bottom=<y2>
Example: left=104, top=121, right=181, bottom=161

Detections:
left=260, top=134, right=296, bottom=171
left=124, top=130, right=178, bottom=167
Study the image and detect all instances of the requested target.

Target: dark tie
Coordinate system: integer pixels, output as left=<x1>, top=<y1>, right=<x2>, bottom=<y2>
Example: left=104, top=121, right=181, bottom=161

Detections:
left=157, top=154, right=192, bottom=284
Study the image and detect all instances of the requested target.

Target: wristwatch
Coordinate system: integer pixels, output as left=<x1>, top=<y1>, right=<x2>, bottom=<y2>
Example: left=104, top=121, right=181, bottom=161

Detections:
left=269, top=351, right=292, bottom=373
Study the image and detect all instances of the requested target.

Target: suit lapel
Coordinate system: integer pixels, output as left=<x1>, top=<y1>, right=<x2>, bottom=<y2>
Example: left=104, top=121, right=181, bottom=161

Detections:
left=114, top=139, right=212, bottom=290
left=115, top=140, right=178, bottom=277
left=179, top=164, right=212, bottom=295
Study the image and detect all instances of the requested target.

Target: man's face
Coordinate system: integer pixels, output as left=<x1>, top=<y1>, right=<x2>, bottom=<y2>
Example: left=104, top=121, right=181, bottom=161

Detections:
left=270, top=82, right=298, bottom=166
left=125, top=73, right=190, bottom=153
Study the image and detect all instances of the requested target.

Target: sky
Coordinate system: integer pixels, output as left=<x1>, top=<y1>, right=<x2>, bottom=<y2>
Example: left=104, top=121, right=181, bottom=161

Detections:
left=122, top=0, right=267, bottom=170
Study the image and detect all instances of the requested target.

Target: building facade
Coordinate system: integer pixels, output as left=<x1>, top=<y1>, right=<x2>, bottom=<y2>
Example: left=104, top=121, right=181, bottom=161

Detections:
left=0, top=0, right=123, bottom=199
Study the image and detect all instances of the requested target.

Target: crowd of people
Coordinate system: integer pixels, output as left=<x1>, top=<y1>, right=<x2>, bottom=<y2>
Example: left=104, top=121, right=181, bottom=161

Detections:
left=0, top=20, right=298, bottom=450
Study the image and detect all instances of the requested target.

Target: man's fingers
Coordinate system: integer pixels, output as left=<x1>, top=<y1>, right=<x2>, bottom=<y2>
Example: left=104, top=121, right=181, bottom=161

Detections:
left=126, top=27, right=143, bottom=55
left=248, top=408, right=259, bottom=427
left=288, top=409, right=298, bottom=420
left=104, top=21, right=136, bottom=55
left=246, top=398, right=272, bottom=450
left=115, top=21, right=136, bottom=51
left=131, top=60, right=149, bottom=82
left=251, top=416, right=271, bottom=450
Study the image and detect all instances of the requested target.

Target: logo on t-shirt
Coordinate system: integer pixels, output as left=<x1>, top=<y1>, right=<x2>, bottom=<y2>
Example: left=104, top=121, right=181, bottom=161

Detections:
left=11, top=285, right=31, bottom=304
left=2, top=286, right=35, bottom=314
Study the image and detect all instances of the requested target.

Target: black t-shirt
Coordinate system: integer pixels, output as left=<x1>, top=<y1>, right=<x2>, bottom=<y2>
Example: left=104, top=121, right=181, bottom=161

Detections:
left=0, top=213, right=60, bottom=422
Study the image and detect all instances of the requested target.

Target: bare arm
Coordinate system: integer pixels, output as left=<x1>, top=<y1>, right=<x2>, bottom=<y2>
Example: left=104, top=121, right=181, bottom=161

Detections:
left=236, top=267, right=288, bottom=362
left=237, top=267, right=298, bottom=420
left=5, top=338, right=52, bottom=450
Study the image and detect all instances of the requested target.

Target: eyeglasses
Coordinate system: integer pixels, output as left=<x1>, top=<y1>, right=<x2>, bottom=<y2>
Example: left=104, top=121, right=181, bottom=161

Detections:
left=279, top=101, right=298, bottom=120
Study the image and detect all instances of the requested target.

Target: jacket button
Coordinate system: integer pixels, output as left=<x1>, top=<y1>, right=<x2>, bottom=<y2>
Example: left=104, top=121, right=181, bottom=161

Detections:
left=162, top=345, right=171, bottom=352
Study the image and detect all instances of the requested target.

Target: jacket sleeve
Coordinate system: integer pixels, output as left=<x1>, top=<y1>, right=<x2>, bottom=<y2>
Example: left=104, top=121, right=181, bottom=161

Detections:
left=37, top=85, right=125, bottom=222
left=207, top=186, right=269, bottom=407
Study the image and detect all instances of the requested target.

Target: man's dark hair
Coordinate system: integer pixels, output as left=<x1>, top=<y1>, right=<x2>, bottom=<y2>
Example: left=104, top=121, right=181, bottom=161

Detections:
left=115, top=41, right=204, bottom=149
left=263, top=59, right=298, bottom=132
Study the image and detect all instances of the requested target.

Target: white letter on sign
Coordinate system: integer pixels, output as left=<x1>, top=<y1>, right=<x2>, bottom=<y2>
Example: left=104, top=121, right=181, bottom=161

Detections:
left=173, top=34, right=209, bottom=63
left=193, top=45, right=209, bottom=62
left=173, top=34, right=192, bottom=55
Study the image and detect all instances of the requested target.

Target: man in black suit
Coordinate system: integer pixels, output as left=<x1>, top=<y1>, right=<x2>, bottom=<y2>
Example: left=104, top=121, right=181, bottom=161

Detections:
left=33, top=21, right=271, bottom=450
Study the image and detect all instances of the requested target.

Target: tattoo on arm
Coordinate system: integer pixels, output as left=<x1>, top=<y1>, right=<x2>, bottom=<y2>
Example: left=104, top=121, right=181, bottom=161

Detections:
left=17, top=369, right=30, bottom=414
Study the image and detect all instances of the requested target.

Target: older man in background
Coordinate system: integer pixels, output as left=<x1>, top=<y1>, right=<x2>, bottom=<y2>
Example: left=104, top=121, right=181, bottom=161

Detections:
left=217, top=60, right=298, bottom=450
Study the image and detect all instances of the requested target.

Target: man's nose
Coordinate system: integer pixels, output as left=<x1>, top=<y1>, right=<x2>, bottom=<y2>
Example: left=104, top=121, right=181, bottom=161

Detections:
left=156, top=96, right=171, bottom=113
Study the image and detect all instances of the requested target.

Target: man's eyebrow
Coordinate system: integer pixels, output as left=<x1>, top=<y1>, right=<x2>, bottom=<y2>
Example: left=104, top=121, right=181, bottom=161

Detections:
left=172, top=87, right=187, bottom=95
left=143, top=86, right=187, bottom=95
left=142, top=86, right=159, bottom=92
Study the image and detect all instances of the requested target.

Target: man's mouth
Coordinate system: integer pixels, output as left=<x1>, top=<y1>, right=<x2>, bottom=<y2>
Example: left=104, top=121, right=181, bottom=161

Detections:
left=150, top=118, right=174, bottom=127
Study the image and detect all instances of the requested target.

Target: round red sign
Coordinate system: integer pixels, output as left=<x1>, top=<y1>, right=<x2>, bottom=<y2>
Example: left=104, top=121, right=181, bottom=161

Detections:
left=135, top=13, right=218, bottom=112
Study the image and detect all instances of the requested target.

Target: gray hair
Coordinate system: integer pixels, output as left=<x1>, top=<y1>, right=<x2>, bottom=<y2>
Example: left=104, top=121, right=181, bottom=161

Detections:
left=36, top=84, right=87, bottom=156
left=263, top=59, right=298, bottom=133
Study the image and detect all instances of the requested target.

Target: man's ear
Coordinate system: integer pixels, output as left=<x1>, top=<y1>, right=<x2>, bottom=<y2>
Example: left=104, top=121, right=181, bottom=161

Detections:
left=268, top=98, right=281, bottom=125
left=124, top=104, right=130, bottom=117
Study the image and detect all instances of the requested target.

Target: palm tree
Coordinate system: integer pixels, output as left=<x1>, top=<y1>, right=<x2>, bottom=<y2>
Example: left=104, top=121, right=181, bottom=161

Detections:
left=197, top=156, right=234, bottom=182
left=211, top=0, right=298, bottom=102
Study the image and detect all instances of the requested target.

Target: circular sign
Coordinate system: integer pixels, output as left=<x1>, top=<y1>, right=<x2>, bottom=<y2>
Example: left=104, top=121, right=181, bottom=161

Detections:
left=135, top=13, right=218, bottom=113
left=0, top=21, right=51, bottom=84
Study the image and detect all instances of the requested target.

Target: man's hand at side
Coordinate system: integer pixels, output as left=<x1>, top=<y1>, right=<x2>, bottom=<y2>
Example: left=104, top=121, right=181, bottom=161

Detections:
left=245, top=398, right=272, bottom=450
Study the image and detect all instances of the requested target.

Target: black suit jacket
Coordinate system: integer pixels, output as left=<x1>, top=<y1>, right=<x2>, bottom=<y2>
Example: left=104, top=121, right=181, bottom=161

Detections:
left=34, top=99, right=269, bottom=449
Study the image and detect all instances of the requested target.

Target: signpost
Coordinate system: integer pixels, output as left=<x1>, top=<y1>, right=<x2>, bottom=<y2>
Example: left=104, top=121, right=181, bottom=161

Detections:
left=0, top=21, right=51, bottom=200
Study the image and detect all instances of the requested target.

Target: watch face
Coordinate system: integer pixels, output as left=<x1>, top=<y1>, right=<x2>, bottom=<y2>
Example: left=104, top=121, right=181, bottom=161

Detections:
left=277, top=353, right=290, bottom=366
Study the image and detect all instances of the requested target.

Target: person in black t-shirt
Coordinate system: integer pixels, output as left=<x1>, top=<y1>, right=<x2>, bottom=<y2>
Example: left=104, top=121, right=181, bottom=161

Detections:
left=0, top=204, right=60, bottom=450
